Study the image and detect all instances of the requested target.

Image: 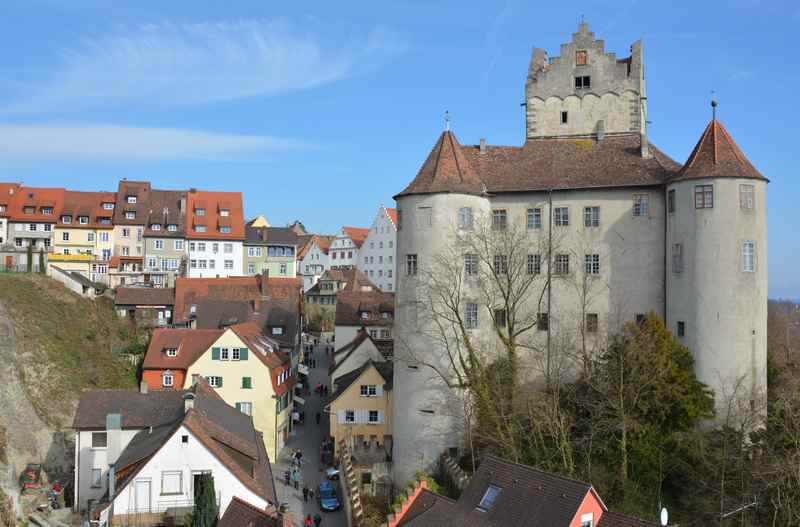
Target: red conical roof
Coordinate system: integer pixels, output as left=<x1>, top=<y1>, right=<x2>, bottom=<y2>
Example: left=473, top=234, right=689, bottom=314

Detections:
left=395, top=130, right=485, bottom=198
left=674, top=119, right=766, bottom=182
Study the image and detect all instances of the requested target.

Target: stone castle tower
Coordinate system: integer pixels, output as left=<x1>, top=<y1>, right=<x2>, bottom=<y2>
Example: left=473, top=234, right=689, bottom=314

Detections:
left=391, top=22, right=768, bottom=486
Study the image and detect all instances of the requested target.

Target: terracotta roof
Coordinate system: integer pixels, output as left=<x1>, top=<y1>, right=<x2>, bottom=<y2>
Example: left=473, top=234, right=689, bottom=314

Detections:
left=385, top=207, right=398, bottom=228
left=396, top=131, right=680, bottom=198
left=109, top=256, right=143, bottom=268
left=113, top=180, right=151, bottom=225
left=597, top=511, right=658, bottom=527
left=228, top=322, right=294, bottom=396
left=115, top=287, right=175, bottom=307
left=187, top=190, right=245, bottom=240
left=673, top=118, right=766, bottom=182
left=295, top=234, right=317, bottom=260
left=0, top=183, right=21, bottom=216
left=397, top=131, right=486, bottom=198
left=315, top=235, right=334, bottom=254
left=218, top=496, right=278, bottom=527
left=143, top=189, right=187, bottom=237
left=335, top=290, right=394, bottom=327
left=174, top=276, right=263, bottom=323
left=7, top=186, right=65, bottom=222
left=142, top=328, right=224, bottom=371
left=341, top=227, right=370, bottom=248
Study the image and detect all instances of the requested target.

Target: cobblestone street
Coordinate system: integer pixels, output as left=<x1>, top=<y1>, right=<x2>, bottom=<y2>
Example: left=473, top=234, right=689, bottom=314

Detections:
left=274, top=343, right=346, bottom=527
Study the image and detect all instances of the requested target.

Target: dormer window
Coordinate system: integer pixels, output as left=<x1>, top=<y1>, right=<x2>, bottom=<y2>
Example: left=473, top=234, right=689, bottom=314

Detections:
left=23, top=206, right=34, bottom=215
left=41, top=207, right=53, bottom=215
left=360, top=311, right=370, bottom=320
left=195, top=208, right=205, bottom=217
left=190, top=304, right=197, bottom=315
left=151, top=224, right=161, bottom=231
left=167, top=224, right=177, bottom=232
left=381, top=311, right=392, bottom=319
left=165, top=348, right=177, bottom=357
left=61, top=215, right=72, bottom=224
left=195, top=225, right=207, bottom=233
left=125, top=211, right=135, bottom=220
left=219, top=226, right=231, bottom=233
left=99, top=217, right=111, bottom=224
left=219, top=209, right=230, bottom=217
left=477, top=484, right=501, bottom=511
left=127, top=195, right=137, bottom=204
left=271, top=327, right=284, bottom=336
left=78, top=216, right=89, bottom=224
left=103, top=202, right=114, bottom=210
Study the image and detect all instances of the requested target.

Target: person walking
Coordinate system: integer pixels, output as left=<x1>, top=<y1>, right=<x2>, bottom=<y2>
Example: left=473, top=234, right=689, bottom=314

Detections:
left=304, top=514, right=313, bottom=527
left=313, top=513, right=322, bottom=527
left=302, top=484, right=309, bottom=503
left=315, top=412, right=321, bottom=425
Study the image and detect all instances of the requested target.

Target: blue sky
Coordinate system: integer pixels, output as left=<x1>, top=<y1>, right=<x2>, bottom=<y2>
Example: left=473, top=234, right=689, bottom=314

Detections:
left=0, top=1, right=797, bottom=298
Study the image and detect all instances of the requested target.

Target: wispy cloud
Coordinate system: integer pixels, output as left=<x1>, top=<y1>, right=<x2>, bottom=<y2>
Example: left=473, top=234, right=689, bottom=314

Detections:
left=4, top=20, right=408, bottom=112
left=0, top=124, right=308, bottom=162
left=728, top=70, right=754, bottom=81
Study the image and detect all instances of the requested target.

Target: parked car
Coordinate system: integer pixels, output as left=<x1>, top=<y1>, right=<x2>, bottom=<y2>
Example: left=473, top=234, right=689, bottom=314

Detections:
left=19, top=463, right=42, bottom=491
left=317, top=481, right=340, bottom=512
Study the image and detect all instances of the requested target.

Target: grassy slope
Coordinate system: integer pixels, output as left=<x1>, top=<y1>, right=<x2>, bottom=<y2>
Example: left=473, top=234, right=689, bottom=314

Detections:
left=0, top=274, right=139, bottom=428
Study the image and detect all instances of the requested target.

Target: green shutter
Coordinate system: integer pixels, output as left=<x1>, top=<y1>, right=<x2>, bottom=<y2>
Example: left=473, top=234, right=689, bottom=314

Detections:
left=217, top=376, right=223, bottom=388
left=211, top=347, right=220, bottom=360
left=242, top=377, right=252, bottom=389
left=235, top=403, right=241, bottom=411
left=240, top=348, right=248, bottom=360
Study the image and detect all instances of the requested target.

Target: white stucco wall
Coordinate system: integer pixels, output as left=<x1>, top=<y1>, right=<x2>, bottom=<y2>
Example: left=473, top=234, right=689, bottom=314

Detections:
left=329, top=231, right=359, bottom=268
left=357, top=207, right=397, bottom=292
left=300, top=241, right=329, bottom=292
left=74, top=428, right=141, bottom=512
left=187, top=240, right=243, bottom=278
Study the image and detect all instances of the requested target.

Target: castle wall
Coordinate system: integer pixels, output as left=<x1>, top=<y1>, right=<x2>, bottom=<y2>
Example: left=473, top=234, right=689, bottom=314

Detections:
left=666, top=178, right=768, bottom=417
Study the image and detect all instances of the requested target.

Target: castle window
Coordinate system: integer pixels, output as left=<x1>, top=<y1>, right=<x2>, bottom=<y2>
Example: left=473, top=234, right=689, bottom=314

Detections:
left=742, top=241, right=755, bottom=272
left=575, top=75, right=591, bottom=89
left=739, top=184, right=754, bottom=210
left=561, top=111, right=569, bottom=125
left=584, top=254, right=600, bottom=274
left=527, top=208, right=542, bottom=229
left=491, top=209, right=507, bottom=230
left=494, top=309, right=507, bottom=328
left=406, top=254, right=418, bottom=276
left=677, top=321, right=685, bottom=337
left=554, top=207, right=569, bottom=226
left=668, top=190, right=676, bottom=213
left=417, top=206, right=433, bottom=228
left=537, top=313, right=549, bottom=331
left=576, top=50, right=588, bottom=66
left=465, top=303, right=479, bottom=329
left=493, top=254, right=508, bottom=275
left=672, top=244, right=683, bottom=273
left=458, top=207, right=473, bottom=230
left=694, top=185, right=714, bottom=209
left=586, top=313, right=599, bottom=333
left=584, top=206, right=600, bottom=227
left=527, top=254, right=542, bottom=275
left=632, top=194, right=650, bottom=217
left=464, top=254, right=479, bottom=275
left=554, top=254, right=570, bottom=275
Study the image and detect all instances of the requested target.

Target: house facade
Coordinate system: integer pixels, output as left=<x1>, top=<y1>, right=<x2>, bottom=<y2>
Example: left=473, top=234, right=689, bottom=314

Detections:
left=186, top=190, right=245, bottom=278
left=142, top=189, right=187, bottom=287
left=52, top=190, right=116, bottom=281
left=298, top=235, right=332, bottom=292
left=357, top=206, right=398, bottom=292
left=4, top=186, right=64, bottom=270
left=392, top=22, right=769, bottom=485
left=329, top=227, right=368, bottom=269
left=243, top=224, right=299, bottom=278
left=334, top=288, right=394, bottom=351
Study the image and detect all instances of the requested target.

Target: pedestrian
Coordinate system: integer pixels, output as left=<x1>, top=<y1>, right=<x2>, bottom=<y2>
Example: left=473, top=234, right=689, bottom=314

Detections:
left=304, top=514, right=313, bottom=527
left=302, top=484, right=309, bottom=503
left=283, top=470, right=290, bottom=486
left=315, top=412, right=321, bottom=425
left=313, top=513, right=322, bottom=527
left=309, top=487, right=315, bottom=500
left=292, top=469, right=300, bottom=490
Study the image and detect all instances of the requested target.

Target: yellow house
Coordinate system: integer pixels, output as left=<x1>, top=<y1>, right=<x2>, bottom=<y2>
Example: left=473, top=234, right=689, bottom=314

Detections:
left=181, top=322, right=295, bottom=461
left=53, top=191, right=116, bottom=282
left=330, top=360, right=393, bottom=455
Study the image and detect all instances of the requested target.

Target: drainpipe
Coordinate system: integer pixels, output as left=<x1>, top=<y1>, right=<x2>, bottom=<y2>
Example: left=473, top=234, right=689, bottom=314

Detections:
left=546, top=188, right=553, bottom=389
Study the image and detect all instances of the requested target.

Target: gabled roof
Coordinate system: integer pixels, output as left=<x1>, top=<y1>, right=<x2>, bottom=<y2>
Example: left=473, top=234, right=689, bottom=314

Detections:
left=244, top=224, right=302, bottom=246
left=341, top=227, right=370, bottom=248
left=113, top=180, right=151, bottom=226
left=115, top=287, right=175, bottom=307
left=385, top=207, right=398, bottom=228
left=58, top=190, right=117, bottom=229
left=143, top=189, right=187, bottom=237
left=218, top=496, right=278, bottom=527
left=330, top=359, right=393, bottom=402
left=396, top=130, right=485, bottom=198
left=186, top=189, right=245, bottom=240
left=335, top=289, right=394, bottom=327
left=673, top=118, right=766, bottom=182
left=0, top=183, right=21, bottom=217
left=7, top=186, right=65, bottom=222
left=597, top=511, right=658, bottom=527
left=142, top=327, right=225, bottom=371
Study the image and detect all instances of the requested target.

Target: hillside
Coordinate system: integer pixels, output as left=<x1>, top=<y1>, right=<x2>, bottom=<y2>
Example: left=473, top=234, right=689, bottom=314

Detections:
left=0, top=273, right=141, bottom=522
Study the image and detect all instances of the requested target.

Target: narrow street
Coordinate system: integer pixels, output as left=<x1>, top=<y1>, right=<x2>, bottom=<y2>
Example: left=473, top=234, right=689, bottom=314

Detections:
left=274, top=343, right=347, bottom=527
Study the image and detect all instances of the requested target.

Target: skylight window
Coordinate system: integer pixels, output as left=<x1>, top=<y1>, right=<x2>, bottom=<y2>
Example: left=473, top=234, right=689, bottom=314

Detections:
left=477, top=485, right=501, bottom=511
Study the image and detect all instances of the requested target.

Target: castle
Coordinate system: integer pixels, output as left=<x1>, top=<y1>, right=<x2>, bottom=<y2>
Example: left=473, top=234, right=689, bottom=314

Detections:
left=391, top=22, right=768, bottom=485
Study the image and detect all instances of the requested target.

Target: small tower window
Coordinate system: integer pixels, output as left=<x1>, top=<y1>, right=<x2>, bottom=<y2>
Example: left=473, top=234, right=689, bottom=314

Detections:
left=561, top=111, right=569, bottom=125
left=576, top=50, right=588, bottom=66
left=677, top=321, right=685, bottom=337
left=575, top=75, right=591, bottom=89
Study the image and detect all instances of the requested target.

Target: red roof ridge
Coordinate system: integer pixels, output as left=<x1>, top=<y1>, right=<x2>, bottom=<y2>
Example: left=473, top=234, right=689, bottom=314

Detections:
left=676, top=119, right=765, bottom=182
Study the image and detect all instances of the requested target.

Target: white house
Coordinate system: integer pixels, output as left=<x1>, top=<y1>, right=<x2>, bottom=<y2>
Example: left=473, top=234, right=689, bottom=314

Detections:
left=73, top=380, right=277, bottom=525
left=298, top=235, right=332, bottom=292
left=328, top=227, right=368, bottom=270
left=186, top=190, right=245, bottom=278
left=357, top=206, right=398, bottom=292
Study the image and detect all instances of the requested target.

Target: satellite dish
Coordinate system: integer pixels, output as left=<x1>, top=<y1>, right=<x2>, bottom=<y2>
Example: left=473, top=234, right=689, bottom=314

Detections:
left=660, top=507, right=668, bottom=526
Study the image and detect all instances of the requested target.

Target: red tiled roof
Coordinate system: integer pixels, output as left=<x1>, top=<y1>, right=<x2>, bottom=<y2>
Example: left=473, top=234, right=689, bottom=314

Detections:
left=115, top=287, right=175, bottom=307
left=342, top=227, right=369, bottom=248
left=385, top=207, right=398, bottom=228
left=113, top=180, right=152, bottom=226
left=174, top=276, right=262, bottom=323
left=109, top=256, right=143, bottom=268
left=673, top=119, right=766, bottom=182
left=218, top=496, right=278, bottom=527
left=335, top=289, right=394, bottom=327
left=142, top=328, right=224, bottom=371
left=316, top=235, right=334, bottom=254
left=396, top=131, right=485, bottom=197
left=7, top=186, right=65, bottom=222
left=0, top=183, right=21, bottom=216
left=187, top=190, right=245, bottom=240
left=228, top=322, right=294, bottom=396
left=58, top=190, right=117, bottom=229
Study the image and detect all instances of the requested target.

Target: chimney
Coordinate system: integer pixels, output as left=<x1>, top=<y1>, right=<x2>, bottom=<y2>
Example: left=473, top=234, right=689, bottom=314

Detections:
left=596, top=120, right=605, bottom=141
left=183, top=393, right=195, bottom=414
left=189, top=188, right=197, bottom=194
left=641, top=132, right=650, bottom=158
left=179, top=196, right=187, bottom=213
left=106, top=413, right=122, bottom=466
left=261, top=228, right=268, bottom=242
left=479, top=138, right=487, bottom=154
left=139, top=381, right=148, bottom=394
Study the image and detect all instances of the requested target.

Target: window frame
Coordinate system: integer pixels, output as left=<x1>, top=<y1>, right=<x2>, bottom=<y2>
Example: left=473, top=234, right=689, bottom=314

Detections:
left=91, top=432, right=108, bottom=449
left=739, top=184, right=754, bottom=210
left=554, top=207, right=569, bottom=227
left=527, top=208, right=542, bottom=229
left=742, top=240, right=756, bottom=272
left=160, top=470, right=183, bottom=496
left=632, top=194, right=650, bottom=217
left=554, top=254, right=570, bottom=275
left=583, top=206, right=600, bottom=228
left=694, top=185, right=714, bottom=209
left=465, top=302, right=479, bottom=329
left=491, top=209, right=508, bottom=230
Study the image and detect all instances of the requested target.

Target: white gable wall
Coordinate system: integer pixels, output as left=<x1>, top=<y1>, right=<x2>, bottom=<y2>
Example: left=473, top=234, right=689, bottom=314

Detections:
left=75, top=428, right=142, bottom=512
left=357, top=207, right=397, bottom=292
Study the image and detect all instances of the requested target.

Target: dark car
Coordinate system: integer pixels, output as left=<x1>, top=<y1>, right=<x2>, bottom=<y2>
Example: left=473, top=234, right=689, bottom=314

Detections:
left=317, top=481, right=340, bottom=512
